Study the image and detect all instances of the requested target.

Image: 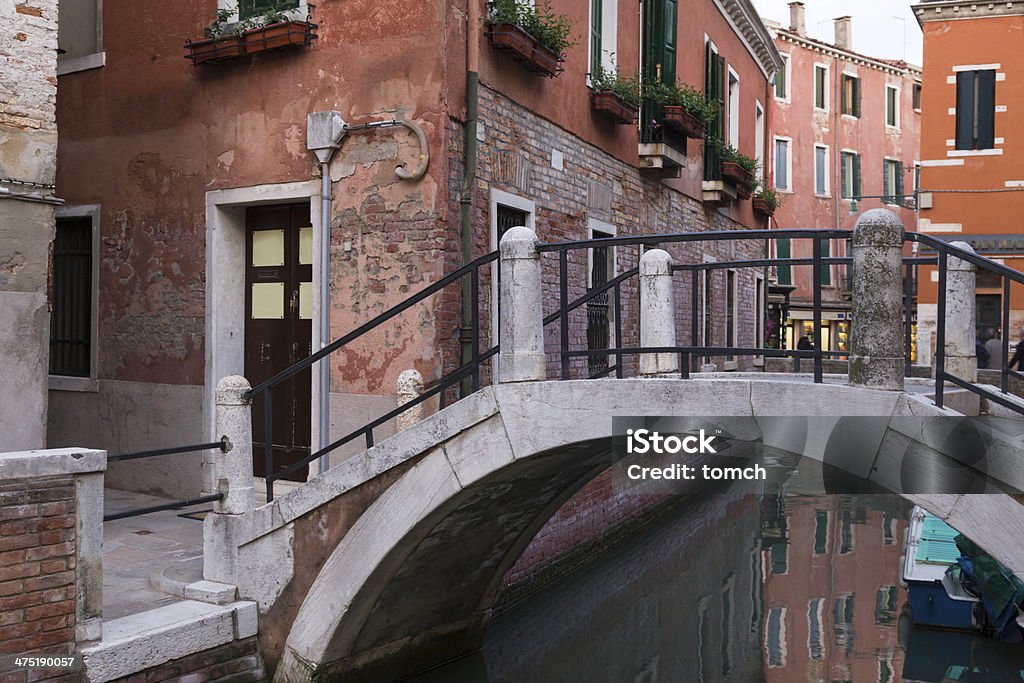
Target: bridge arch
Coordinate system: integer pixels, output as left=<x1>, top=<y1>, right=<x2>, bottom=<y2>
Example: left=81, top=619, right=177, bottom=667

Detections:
left=273, top=378, right=1024, bottom=682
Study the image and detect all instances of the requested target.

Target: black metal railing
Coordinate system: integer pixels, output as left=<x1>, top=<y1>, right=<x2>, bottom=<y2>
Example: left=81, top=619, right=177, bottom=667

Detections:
left=538, top=229, right=852, bottom=384
left=247, top=251, right=499, bottom=501
left=103, top=437, right=229, bottom=522
left=910, top=233, right=1024, bottom=415
left=244, top=226, right=1024, bottom=503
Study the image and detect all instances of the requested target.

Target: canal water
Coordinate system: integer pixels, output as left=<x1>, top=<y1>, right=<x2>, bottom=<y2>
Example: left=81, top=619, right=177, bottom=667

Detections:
left=410, top=489, right=1024, bottom=682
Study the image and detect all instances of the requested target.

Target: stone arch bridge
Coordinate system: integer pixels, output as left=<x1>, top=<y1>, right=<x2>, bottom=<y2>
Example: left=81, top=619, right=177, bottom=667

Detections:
left=193, top=213, right=1024, bottom=681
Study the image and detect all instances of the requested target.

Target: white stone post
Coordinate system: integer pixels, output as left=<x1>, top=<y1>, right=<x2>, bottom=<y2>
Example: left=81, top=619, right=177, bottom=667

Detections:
left=639, top=249, right=679, bottom=377
left=204, top=375, right=255, bottom=586
left=211, top=375, right=255, bottom=514
left=498, top=226, right=546, bottom=383
left=396, top=369, right=424, bottom=431
left=945, top=241, right=978, bottom=383
left=849, top=209, right=905, bottom=390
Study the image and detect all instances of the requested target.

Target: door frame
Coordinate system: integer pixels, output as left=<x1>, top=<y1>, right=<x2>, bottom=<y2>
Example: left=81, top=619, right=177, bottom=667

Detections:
left=204, top=181, right=322, bottom=485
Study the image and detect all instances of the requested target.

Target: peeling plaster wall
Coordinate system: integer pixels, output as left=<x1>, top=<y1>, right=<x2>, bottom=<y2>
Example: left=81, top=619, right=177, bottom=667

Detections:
left=55, top=0, right=457, bottom=469
left=0, top=0, right=58, bottom=450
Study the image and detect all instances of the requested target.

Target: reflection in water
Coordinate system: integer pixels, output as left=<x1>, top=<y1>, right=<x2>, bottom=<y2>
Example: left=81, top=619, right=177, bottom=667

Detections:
left=411, top=492, right=1024, bottom=682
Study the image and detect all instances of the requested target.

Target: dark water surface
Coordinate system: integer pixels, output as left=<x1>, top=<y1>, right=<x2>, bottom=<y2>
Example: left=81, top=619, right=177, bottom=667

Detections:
left=409, top=490, right=1024, bottom=682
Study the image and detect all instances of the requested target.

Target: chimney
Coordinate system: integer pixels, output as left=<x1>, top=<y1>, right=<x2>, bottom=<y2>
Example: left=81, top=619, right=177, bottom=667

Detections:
left=789, top=2, right=806, bottom=36
left=834, top=16, right=853, bottom=51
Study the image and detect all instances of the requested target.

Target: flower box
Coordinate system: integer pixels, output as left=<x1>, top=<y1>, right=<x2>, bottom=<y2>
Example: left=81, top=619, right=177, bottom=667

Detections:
left=752, top=197, right=775, bottom=216
left=184, top=35, right=245, bottom=65
left=185, top=20, right=317, bottom=66
left=662, top=105, right=706, bottom=139
left=242, top=20, right=317, bottom=55
left=591, top=91, right=638, bottom=124
left=486, top=22, right=563, bottom=78
left=721, top=161, right=754, bottom=198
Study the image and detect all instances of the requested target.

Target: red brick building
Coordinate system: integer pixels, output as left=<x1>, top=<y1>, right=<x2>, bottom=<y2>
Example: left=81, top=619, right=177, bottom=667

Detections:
left=765, top=3, right=922, bottom=355
left=51, top=0, right=781, bottom=497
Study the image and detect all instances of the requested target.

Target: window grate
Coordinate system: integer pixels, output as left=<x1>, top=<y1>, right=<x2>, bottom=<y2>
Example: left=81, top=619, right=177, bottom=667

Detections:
left=50, top=218, right=92, bottom=377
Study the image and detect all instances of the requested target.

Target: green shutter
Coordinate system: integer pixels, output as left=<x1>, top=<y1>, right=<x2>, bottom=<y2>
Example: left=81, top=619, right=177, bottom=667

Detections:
left=883, top=161, right=892, bottom=203
left=841, top=153, right=848, bottom=198
left=819, top=239, right=831, bottom=286
left=852, top=77, right=862, bottom=117
left=853, top=154, right=862, bottom=198
left=590, top=0, right=602, bottom=75
left=777, top=238, right=791, bottom=286
left=841, top=77, right=848, bottom=113
left=896, top=161, right=905, bottom=201
left=977, top=69, right=996, bottom=149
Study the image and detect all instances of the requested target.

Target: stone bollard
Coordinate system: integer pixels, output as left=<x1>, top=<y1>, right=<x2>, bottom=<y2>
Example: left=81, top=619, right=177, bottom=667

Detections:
left=498, top=226, right=546, bottom=383
left=211, top=375, right=256, bottom=514
left=204, top=375, right=255, bottom=586
left=849, top=209, right=905, bottom=391
left=944, top=241, right=978, bottom=383
left=639, top=249, right=679, bottom=377
left=396, top=369, right=424, bottom=431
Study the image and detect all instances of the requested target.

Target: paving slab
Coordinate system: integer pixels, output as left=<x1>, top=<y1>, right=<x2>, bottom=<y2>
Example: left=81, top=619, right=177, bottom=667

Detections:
left=102, top=488, right=210, bottom=619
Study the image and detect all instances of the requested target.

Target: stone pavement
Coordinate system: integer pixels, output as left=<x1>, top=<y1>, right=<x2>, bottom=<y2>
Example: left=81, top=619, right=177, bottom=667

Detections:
left=102, top=488, right=208, bottom=619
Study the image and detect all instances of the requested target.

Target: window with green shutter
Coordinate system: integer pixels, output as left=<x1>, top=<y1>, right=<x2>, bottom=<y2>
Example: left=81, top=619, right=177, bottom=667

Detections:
left=956, top=70, right=996, bottom=150
left=640, top=0, right=683, bottom=151
left=883, top=159, right=901, bottom=204
left=814, top=65, right=827, bottom=110
left=704, top=41, right=726, bottom=180
left=841, top=74, right=861, bottom=117
left=840, top=152, right=861, bottom=200
left=590, top=0, right=602, bottom=76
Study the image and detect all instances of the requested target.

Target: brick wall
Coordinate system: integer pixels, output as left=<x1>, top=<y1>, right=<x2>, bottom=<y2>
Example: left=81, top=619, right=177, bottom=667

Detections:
left=0, top=475, right=77, bottom=683
left=448, top=85, right=765, bottom=380
left=106, top=637, right=264, bottom=683
left=0, top=0, right=57, bottom=134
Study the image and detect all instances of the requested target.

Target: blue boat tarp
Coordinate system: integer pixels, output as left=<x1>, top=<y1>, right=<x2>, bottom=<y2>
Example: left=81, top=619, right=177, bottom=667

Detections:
left=956, top=534, right=1024, bottom=643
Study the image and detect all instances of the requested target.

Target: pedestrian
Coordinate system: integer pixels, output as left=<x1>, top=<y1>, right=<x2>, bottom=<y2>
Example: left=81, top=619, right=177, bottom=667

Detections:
left=985, top=328, right=1004, bottom=369
left=1009, top=329, right=1024, bottom=370
left=797, top=336, right=813, bottom=351
left=976, top=335, right=990, bottom=369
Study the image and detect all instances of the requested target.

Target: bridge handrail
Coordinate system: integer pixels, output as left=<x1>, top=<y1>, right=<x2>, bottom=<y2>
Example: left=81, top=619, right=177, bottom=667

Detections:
left=249, top=226, right=1024, bottom=500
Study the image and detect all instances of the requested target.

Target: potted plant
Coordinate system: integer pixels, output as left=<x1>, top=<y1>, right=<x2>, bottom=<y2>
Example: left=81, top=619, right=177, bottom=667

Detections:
left=487, top=0, right=577, bottom=77
left=645, top=81, right=718, bottom=139
left=589, top=62, right=640, bottom=124
left=753, top=186, right=782, bottom=217
left=184, top=5, right=317, bottom=66
left=719, top=144, right=759, bottom=199
left=241, top=6, right=317, bottom=55
left=185, top=8, right=246, bottom=65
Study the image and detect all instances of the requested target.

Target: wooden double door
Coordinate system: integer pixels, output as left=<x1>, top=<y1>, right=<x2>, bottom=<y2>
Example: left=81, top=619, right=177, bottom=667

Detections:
left=245, top=204, right=312, bottom=481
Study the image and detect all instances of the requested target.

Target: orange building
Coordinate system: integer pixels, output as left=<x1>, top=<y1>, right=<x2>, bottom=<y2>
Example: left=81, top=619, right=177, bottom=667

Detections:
left=913, top=1, right=1024, bottom=364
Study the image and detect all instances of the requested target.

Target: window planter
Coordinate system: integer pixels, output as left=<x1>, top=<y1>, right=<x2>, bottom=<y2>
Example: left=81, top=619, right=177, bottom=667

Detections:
left=721, top=161, right=754, bottom=199
left=242, top=20, right=317, bottom=55
left=486, top=23, right=563, bottom=78
left=184, top=35, right=246, bottom=65
left=591, top=91, right=638, bottom=125
left=662, top=105, right=706, bottom=139
left=185, top=20, right=317, bottom=66
left=752, top=198, right=775, bottom=217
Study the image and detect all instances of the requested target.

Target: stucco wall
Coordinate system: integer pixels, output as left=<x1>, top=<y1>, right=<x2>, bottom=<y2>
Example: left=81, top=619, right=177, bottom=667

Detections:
left=0, top=0, right=59, bottom=450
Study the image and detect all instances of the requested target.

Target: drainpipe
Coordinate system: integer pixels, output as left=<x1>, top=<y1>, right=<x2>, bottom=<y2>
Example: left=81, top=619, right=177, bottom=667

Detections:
left=459, top=0, right=480, bottom=392
left=307, top=111, right=347, bottom=474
